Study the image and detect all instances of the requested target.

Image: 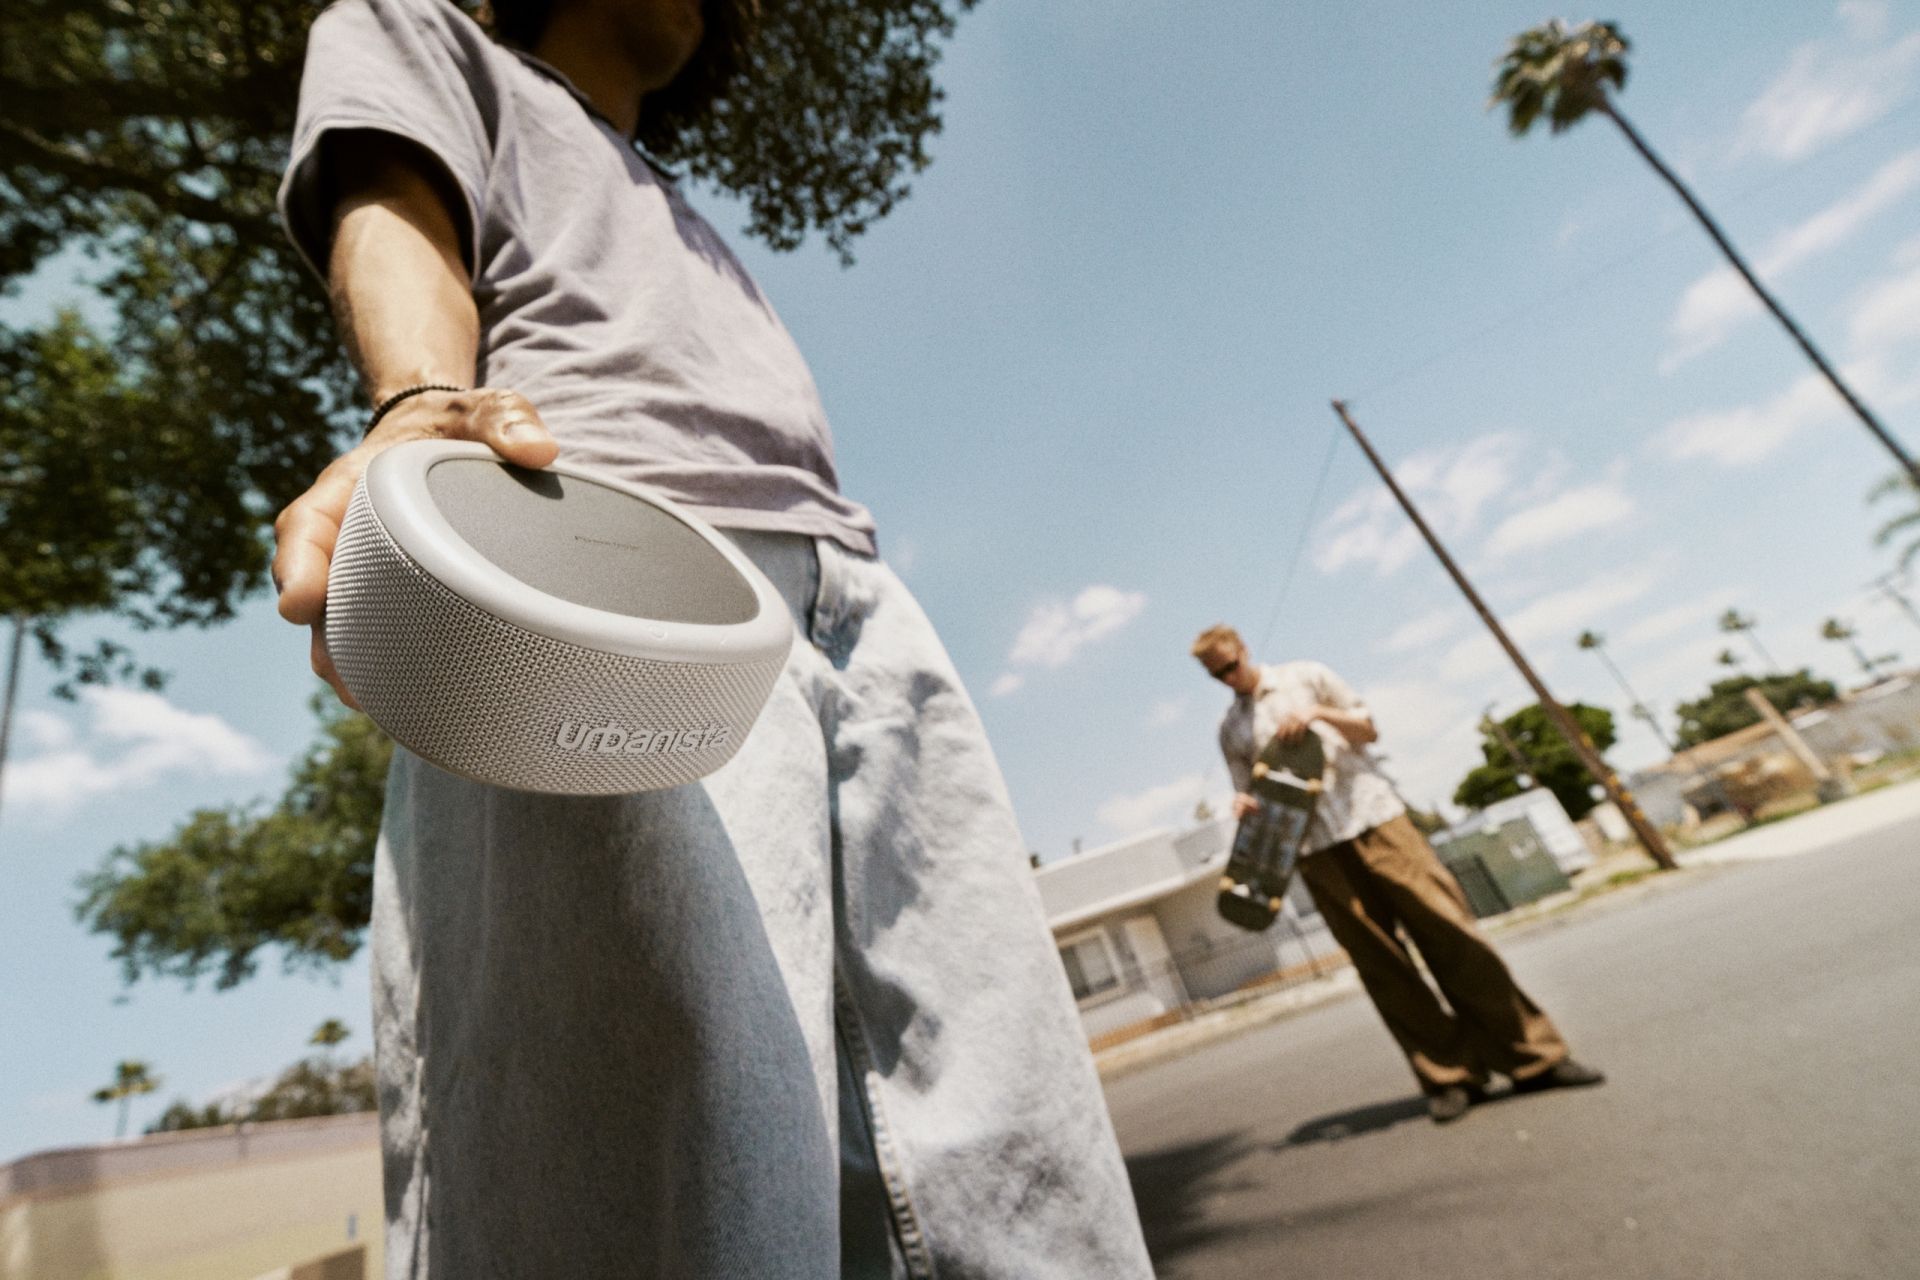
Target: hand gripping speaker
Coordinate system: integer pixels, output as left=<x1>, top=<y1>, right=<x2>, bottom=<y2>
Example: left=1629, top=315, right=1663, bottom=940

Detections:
left=325, top=440, right=792, bottom=793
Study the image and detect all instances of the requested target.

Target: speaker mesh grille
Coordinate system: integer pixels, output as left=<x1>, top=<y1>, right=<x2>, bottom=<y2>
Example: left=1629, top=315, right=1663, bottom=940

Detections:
left=327, top=483, right=786, bottom=794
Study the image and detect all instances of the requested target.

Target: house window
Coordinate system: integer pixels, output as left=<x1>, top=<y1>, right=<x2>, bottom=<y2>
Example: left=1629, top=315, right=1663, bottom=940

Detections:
left=1058, top=930, right=1121, bottom=1002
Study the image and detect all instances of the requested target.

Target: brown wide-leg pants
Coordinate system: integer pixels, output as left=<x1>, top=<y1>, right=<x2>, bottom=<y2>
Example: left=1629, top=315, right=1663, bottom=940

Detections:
left=1297, top=813, right=1569, bottom=1093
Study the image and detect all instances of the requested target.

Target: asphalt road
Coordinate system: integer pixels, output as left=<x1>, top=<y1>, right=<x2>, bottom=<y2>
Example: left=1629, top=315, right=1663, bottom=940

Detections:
left=1107, top=821, right=1920, bottom=1280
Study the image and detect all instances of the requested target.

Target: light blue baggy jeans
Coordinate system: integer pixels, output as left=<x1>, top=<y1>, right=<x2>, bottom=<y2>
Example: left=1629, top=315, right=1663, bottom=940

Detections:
left=370, top=531, right=1154, bottom=1278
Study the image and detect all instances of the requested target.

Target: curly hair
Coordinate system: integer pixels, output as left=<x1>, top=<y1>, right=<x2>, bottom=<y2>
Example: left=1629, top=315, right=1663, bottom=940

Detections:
left=472, top=0, right=759, bottom=153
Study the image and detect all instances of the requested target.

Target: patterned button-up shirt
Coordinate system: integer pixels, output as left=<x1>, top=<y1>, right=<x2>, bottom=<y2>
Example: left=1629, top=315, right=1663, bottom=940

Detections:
left=1217, top=661, right=1406, bottom=853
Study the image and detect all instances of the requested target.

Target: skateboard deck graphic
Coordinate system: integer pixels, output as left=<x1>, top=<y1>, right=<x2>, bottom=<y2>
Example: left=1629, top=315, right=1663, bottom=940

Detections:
left=1216, top=729, right=1326, bottom=932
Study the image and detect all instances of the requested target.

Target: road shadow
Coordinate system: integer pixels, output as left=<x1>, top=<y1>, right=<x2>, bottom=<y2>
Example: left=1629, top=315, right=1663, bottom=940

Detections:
left=1275, top=1094, right=1431, bottom=1148
left=1125, top=1130, right=1261, bottom=1267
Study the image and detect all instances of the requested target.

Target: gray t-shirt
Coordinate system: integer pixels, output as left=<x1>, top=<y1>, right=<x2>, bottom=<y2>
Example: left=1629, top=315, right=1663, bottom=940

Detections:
left=278, top=0, right=878, bottom=554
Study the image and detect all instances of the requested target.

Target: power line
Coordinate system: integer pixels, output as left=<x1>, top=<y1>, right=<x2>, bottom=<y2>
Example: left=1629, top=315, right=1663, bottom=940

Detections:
left=1254, top=418, right=1344, bottom=656
left=1190, top=418, right=1345, bottom=818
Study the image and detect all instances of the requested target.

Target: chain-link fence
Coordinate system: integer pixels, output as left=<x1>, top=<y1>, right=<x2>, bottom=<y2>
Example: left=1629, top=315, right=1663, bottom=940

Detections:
left=1080, top=912, right=1343, bottom=1052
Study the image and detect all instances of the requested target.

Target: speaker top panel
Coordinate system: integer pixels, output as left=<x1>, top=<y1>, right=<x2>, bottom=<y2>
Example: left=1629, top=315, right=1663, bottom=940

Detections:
left=425, top=458, right=757, bottom=626
left=358, top=440, right=793, bottom=666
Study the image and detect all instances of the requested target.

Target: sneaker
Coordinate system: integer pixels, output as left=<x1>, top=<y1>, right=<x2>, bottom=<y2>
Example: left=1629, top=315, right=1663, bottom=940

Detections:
left=1428, top=1086, right=1473, bottom=1124
left=1511, top=1059, right=1606, bottom=1094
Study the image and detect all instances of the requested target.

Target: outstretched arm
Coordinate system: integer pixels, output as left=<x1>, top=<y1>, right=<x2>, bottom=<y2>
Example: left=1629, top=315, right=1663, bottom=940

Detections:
left=1310, top=704, right=1378, bottom=746
left=272, top=131, right=559, bottom=705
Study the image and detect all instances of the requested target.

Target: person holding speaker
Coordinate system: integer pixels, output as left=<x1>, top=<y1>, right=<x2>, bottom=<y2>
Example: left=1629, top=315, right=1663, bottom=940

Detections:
left=1192, top=624, right=1604, bottom=1124
left=269, top=1, right=1153, bottom=1274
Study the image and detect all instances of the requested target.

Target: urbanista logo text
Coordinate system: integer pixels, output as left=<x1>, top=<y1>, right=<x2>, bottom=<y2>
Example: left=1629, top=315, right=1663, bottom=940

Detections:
left=553, top=721, right=731, bottom=755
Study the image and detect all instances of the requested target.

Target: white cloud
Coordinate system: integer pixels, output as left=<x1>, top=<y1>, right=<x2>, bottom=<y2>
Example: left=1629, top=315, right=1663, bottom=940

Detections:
left=1095, top=772, right=1215, bottom=834
left=1848, top=256, right=1920, bottom=351
left=3, top=688, right=273, bottom=814
left=1315, top=434, right=1518, bottom=577
left=1734, top=3, right=1920, bottom=163
left=1658, top=371, right=1841, bottom=465
left=1362, top=679, right=1472, bottom=748
left=989, top=584, right=1146, bottom=695
left=1356, top=681, right=1486, bottom=812
left=15, top=708, right=74, bottom=752
left=1484, top=479, right=1636, bottom=558
left=1657, top=228, right=1920, bottom=465
left=1377, top=607, right=1462, bottom=655
left=1439, top=568, right=1659, bottom=682
left=1617, top=589, right=1744, bottom=650
left=1145, top=697, right=1188, bottom=727
left=1665, top=149, right=1920, bottom=366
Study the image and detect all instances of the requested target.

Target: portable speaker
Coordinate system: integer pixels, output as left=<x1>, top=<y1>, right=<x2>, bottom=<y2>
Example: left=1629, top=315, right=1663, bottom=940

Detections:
left=325, top=439, right=792, bottom=794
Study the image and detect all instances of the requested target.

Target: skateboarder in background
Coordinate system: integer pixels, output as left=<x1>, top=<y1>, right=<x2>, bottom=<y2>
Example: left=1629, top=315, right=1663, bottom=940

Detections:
left=1191, top=624, right=1604, bottom=1123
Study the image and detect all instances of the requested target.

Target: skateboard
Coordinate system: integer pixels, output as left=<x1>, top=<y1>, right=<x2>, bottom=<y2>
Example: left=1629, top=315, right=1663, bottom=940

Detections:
left=1216, top=728, right=1325, bottom=932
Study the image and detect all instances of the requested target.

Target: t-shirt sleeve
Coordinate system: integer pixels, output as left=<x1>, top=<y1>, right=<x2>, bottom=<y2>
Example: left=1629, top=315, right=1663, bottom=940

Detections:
left=277, top=0, right=498, bottom=284
left=1306, top=662, right=1370, bottom=717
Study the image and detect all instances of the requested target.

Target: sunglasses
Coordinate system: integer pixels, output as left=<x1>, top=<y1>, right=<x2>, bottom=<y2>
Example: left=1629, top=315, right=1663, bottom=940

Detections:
left=1206, top=656, right=1242, bottom=681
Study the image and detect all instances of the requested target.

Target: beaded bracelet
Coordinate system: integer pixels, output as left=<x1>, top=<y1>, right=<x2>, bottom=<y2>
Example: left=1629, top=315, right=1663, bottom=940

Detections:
left=366, top=383, right=468, bottom=435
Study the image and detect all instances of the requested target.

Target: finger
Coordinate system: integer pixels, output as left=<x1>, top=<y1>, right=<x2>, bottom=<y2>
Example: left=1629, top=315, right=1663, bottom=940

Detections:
left=311, top=626, right=360, bottom=710
left=273, top=464, right=362, bottom=625
left=463, top=389, right=559, bottom=468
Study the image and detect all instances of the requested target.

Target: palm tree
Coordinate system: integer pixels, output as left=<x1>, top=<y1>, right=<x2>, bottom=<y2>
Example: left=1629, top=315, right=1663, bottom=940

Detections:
left=1491, top=20, right=1920, bottom=488
left=92, top=1060, right=160, bottom=1139
left=1579, top=629, right=1741, bottom=823
left=1718, top=609, right=1778, bottom=671
left=1870, top=473, right=1920, bottom=568
left=1576, top=630, right=1666, bottom=742
left=1820, top=617, right=1885, bottom=677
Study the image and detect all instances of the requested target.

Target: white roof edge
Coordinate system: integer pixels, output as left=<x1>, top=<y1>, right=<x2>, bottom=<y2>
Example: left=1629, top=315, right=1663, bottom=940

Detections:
left=1046, top=853, right=1229, bottom=934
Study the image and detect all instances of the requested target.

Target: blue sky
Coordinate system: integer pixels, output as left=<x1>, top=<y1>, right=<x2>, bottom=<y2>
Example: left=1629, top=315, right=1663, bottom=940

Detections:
left=5, top=0, right=1919, bottom=1158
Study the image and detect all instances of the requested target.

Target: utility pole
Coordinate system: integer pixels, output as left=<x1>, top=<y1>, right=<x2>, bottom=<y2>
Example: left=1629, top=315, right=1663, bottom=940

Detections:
left=1480, top=703, right=1535, bottom=783
left=0, top=616, right=24, bottom=832
left=1743, top=687, right=1851, bottom=803
left=1332, top=401, right=1676, bottom=870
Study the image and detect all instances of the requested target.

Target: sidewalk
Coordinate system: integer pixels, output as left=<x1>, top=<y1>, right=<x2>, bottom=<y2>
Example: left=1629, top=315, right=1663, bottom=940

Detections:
left=1677, top=772, right=1920, bottom=865
left=1094, top=777, right=1920, bottom=1081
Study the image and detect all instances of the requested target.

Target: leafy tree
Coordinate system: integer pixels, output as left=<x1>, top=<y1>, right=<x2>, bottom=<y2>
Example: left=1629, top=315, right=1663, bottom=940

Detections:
left=310, top=1018, right=351, bottom=1051
left=146, top=1098, right=233, bottom=1134
left=76, top=698, right=391, bottom=988
left=1673, top=669, right=1837, bottom=748
left=1, top=0, right=977, bottom=780
left=92, top=1059, right=160, bottom=1138
left=147, top=1019, right=375, bottom=1134
left=1453, top=702, right=1615, bottom=821
left=245, top=1054, right=377, bottom=1123
left=1490, top=19, right=1918, bottom=488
